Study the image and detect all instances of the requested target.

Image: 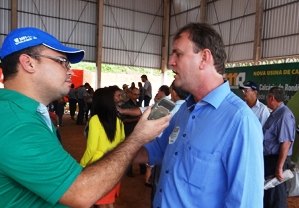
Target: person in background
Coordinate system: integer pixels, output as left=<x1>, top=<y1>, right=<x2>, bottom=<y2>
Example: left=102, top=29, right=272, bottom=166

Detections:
left=120, top=87, right=141, bottom=138
left=134, top=22, right=264, bottom=207
left=239, top=80, right=270, bottom=126
left=169, top=81, right=189, bottom=115
left=145, top=84, right=171, bottom=187
left=121, top=84, right=130, bottom=104
left=153, top=85, right=170, bottom=103
left=84, top=82, right=94, bottom=122
left=263, top=86, right=296, bottom=208
left=141, top=74, right=152, bottom=106
left=68, top=83, right=77, bottom=120
left=129, top=82, right=135, bottom=90
left=120, top=87, right=144, bottom=177
left=85, top=85, right=122, bottom=140
left=76, top=84, right=87, bottom=125
left=80, top=87, right=125, bottom=208
left=0, top=27, right=170, bottom=207
left=110, top=85, right=123, bottom=107
left=53, top=96, right=66, bottom=127
left=138, top=81, right=145, bottom=107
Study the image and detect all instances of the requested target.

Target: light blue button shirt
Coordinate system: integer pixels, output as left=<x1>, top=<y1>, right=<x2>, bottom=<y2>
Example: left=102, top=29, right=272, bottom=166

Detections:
left=263, top=103, right=296, bottom=156
left=145, top=81, right=264, bottom=208
left=170, top=100, right=185, bottom=116
left=251, top=99, right=270, bottom=126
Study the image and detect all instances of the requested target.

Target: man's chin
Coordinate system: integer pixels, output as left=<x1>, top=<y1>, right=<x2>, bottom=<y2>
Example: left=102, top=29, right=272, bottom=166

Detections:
left=62, top=86, right=71, bottom=96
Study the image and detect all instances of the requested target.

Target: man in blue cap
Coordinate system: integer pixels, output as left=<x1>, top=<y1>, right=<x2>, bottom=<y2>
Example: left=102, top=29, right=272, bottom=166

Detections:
left=0, top=27, right=170, bottom=207
left=239, top=80, right=270, bottom=126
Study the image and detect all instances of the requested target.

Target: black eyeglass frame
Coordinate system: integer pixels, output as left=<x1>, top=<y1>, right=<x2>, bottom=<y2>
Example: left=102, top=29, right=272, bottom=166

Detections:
left=28, top=54, right=71, bottom=70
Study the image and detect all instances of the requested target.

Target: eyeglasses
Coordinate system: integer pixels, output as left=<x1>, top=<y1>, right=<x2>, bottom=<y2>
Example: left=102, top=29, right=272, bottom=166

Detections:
left=29, top=54, right=71, bottom=70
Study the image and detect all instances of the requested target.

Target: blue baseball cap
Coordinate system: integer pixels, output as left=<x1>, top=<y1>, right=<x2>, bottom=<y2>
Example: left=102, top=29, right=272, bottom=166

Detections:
left=0, top=27, right=84, bottom=63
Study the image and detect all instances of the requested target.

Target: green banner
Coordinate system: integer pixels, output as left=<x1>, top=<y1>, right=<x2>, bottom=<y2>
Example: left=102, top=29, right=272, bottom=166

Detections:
left=225, top=63, right=299, bottom=162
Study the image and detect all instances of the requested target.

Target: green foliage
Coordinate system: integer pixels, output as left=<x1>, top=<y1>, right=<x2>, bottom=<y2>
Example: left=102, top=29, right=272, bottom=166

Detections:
left=70, top=62, right=174, bottom=76
left=71, top=62, right=97, bottom=71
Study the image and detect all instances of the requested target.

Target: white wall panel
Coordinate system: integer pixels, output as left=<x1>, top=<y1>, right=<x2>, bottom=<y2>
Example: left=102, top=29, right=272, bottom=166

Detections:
left=226, top=42, right=253, bottom=62
left=0, top=0, right=9, bottom=7
left=228, top=15, right=255, bottom=44
left=103, top=0, right=163, bottom=68
left=59, top=21, right=96, bottom=45
left=171, top=0, right=199, bottom=14
left=61, top=0, right=96, bottom=22
left=231, top=0, right=255, bottom=18
left=170, top=8, right=199, bottom=34
left=103, top=48, right=161, bottom=68
left=263, top=0, right=299, bottom=58
left=104, top=5, right=162, bottom=34
left=18, top=13, right=59, bottom=32
left=105, top=0, right=162, bottom=15
left=265, top=0, right=297, bottom=9
left=170, top=0, right=200, bottom=35
left=207, top=0, right=232, bottom=23
left=76, top=44, right=95, bottom=62
left=15, top=0, right=97, bottom=62
left=18, top=0, right=60, bottom=16
left=0, top=0, right=10, bottom=30
left=206, top=0, right=256, bottom=62
left=0, top=0, right=9, bottom=47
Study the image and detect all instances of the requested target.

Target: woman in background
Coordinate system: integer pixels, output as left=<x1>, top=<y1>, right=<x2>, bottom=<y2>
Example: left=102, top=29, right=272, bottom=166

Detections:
left=80, top=86, right=125, bottom=208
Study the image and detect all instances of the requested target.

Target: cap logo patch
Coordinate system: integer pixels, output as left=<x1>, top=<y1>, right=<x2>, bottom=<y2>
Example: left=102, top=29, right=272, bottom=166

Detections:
left=14, top=36, right=37, bottom=45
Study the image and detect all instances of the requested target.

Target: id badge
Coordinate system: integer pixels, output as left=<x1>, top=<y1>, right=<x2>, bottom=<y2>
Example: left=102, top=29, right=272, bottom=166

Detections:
left=169, top=126, right=180, bottom=144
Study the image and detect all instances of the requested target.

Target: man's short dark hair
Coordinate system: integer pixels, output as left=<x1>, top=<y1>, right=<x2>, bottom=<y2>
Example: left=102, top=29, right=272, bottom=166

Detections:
left=141, top=74, right=147, bottom=80
left=159, top=85, right=170, bottom=96
left=269, top=87, right=285, bottom=102
left=173, top=23, right=227, bottom=75
left=1, top=45, right=43, bottom=80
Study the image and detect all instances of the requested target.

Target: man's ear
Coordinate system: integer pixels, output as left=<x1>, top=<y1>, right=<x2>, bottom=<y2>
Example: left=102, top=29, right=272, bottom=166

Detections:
left=199, top=49, right=212, bottom=69
left=19, top=54, right=35, bottom=73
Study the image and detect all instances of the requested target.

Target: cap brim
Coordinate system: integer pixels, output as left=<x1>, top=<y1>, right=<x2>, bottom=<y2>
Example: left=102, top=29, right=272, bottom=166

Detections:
left=239, top=84, right=251, bottom=90
left=43, top=43, right=84, bottom=64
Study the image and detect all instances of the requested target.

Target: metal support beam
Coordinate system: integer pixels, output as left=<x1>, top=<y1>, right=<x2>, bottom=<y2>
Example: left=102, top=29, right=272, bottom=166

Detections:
left=11, top=0, right=18, bottom=30
left=253, top=0, right=263, bottom=62
left=161, top=0, right=170, bottom=76
left=96, top=0, right=104, bottom=88
left=199, top=0, right=207, bottom=23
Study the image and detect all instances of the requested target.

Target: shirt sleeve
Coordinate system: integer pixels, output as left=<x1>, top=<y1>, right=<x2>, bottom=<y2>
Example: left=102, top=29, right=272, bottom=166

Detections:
left=277, top=112, right=296, bottom=143
left=223, top=112, right=264, bottom=208
left=0, top=122, right=82, bottom=205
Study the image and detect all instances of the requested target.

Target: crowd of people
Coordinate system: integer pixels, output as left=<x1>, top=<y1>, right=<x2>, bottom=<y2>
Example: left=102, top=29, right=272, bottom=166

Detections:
left=47, top=74, right=152, bottom=130
left=0, top=23, right=297, bottom=208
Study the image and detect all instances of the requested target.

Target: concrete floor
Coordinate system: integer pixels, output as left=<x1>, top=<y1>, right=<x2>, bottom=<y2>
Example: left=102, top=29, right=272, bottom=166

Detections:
left=59, top=114, right=299, bottom=208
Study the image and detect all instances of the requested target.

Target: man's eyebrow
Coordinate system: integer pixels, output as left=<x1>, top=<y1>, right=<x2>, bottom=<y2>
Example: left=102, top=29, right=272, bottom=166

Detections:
left=172, top=48, right=182, bottom=54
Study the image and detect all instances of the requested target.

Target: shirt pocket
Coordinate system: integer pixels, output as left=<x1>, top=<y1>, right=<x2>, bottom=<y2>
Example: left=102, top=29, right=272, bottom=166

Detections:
left=187, top=150, right=222, bottom=191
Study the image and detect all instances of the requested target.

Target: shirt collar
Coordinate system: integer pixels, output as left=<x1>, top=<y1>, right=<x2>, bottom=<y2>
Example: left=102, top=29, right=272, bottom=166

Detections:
left=185, top=80, right=231, bottom=110
left=271, top=102, right=285, bottom=115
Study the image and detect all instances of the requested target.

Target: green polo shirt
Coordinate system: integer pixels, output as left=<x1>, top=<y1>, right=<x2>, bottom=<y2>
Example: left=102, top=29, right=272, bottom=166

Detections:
left=0, top=89, right=82, bottom=207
